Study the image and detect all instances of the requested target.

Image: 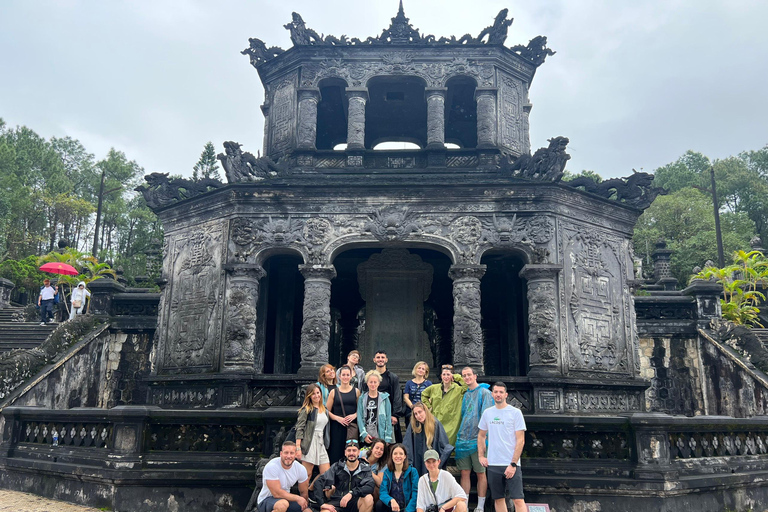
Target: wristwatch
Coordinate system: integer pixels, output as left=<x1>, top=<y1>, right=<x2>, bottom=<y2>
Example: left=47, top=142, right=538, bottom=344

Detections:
left=509, top=462, right=517, bottom=468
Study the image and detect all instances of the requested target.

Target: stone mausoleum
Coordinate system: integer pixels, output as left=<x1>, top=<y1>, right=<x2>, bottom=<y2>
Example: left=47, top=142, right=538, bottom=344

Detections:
left=3, top=5, right=768, bottom=512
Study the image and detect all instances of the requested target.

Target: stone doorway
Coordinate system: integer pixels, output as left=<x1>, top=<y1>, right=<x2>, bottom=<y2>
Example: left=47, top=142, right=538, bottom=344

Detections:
left=330, top=248, right=453, bottom=376
left=480, top=251, right=529, bottom=376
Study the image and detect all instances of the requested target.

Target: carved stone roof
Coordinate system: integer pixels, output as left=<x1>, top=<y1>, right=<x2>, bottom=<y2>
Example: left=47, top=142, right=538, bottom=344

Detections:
left=242, top=4, right=554, bottom=68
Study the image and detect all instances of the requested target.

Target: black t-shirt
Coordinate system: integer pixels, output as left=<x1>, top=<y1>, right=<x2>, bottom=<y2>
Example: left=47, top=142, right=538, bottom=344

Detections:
left=365, top=396, right=379, bottom=437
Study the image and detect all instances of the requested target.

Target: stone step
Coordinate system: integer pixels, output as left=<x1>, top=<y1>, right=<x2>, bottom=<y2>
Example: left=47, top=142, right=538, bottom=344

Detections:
left=0, top=322, right=57, bottom=352
left=0, top=307, right=25, bottom=322
left=753, top=328, right=768, bottom=349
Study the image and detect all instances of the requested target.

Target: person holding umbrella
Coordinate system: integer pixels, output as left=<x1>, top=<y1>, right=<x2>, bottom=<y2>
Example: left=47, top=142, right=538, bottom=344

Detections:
left=69, top=281, right=91, bottom=319
left=37, top=278, right=58, bottom=325
left=38, top=262, right=80, bottom=322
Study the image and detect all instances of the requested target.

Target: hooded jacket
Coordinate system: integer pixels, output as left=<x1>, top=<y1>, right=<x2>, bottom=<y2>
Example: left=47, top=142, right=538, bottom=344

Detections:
left=70, top=281, right=91, bottom=304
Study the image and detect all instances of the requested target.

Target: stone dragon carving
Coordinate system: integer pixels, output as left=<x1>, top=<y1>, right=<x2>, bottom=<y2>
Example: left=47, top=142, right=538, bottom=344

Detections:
left=566, top=171, right=665, bottom=210
left=503, top=136, right=571, bottom=182
left=217, top=141, right=283, bottom=183
left=241, top=38, right=285, bottom=67
left=136, top=173, right=223, bottom=211
left=510, top=35, right=556, bottom=67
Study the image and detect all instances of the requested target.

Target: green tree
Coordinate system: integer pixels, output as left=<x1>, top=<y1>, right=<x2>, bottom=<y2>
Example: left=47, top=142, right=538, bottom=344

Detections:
left=562, top=169, right=603, bottom=183
left=192, top=141, right=221, bottom=181
left=634, top=187, right=756, bottom=283
left=695, top=250, right=768, bottom=326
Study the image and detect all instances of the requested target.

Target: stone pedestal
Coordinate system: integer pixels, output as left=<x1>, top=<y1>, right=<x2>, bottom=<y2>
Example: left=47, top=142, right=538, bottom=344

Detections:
left=475, top=88, right=498, bottom=148
left=520, top=264, right=562, bottom=376
left=0, top=278, right=14, bottom=308
left=222, top=264, right=265, bottom=372
left=449, top=264, right=486, bottom=370
left=88, top=279, right=126, bottom=317
left=682, top=279, right=723, bottom=327
left=298, top=265, right=336, bottom=376
left=346, top=88, right=369, bottom=151
left=297, top=88, right=321, bottom=150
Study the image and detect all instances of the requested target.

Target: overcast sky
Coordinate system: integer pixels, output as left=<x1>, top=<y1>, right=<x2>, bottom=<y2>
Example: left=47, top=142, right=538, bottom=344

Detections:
left=1, top=0, right=767, bottom=179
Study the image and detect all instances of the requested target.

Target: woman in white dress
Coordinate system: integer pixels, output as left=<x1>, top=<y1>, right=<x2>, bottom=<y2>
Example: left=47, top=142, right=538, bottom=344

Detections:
left=295, top=383, right=332, bottom=479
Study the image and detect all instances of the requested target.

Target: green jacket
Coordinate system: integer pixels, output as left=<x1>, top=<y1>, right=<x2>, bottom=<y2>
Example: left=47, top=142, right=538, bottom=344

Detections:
left=295, top=407, right=331, bottom=454
left=420, top=374, right=467, bottom=445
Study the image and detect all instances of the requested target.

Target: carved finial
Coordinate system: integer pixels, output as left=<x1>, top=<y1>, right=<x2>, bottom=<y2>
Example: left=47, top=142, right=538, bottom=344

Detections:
left=398, top=0, right=404, bottom=16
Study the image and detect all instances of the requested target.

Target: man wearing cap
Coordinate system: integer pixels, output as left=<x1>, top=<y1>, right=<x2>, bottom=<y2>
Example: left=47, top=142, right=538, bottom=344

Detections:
left=477, top=382, right=526, bottom=512
left=416, top=450, right=467, bottom=512
left=318, top=439, right=375, bottom=512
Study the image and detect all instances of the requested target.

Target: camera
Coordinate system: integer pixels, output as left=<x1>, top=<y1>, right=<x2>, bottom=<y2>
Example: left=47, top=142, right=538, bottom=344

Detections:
left=426, top=505, right=440, bottom=512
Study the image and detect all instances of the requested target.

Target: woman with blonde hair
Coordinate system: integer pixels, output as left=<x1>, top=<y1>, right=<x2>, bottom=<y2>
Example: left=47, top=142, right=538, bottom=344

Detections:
left=295, top=383, right=331, bottom=478
left=317, top=363, right=338, bottom=403
left=403, top=402, right=452, bottom=475
left=403, top=361, right=431, bottom=424
left=358, top=370, right=394, bottom=443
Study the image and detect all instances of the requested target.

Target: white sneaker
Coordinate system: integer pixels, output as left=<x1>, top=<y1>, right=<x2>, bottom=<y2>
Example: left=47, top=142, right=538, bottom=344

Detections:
left=40, top=322, right=46, bottom=326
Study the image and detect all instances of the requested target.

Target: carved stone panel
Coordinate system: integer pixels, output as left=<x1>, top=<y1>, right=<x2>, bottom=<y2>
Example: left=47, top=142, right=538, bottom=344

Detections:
left=562, top=226, right=631, bottom=376
left=159, top=223, right=225, bottom=373
left=357, top=249, right=434, bottom=374
left=269, top=74, right=297, bottom=156
left=499, top=75, right=524, bottom=154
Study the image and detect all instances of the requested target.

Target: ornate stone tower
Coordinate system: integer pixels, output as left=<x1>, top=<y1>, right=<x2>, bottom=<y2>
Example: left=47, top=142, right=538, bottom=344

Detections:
left=139, top=5, right=662, bottom=414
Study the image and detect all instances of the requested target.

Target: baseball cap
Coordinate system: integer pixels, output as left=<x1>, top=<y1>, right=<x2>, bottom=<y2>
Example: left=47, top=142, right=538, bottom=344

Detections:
left=424, top=449, right=440, bottom=461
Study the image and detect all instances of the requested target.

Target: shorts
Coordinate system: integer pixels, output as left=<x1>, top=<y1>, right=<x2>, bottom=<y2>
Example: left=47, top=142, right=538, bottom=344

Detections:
left=326, top=496, right=361, bottom=512
left=486, top=465, right=524, bottom=501
left=304, top=431, right=330, bottom=465
left=258, top=497, right=303, bottom=512
left=456, top=451, right=485, bottom=473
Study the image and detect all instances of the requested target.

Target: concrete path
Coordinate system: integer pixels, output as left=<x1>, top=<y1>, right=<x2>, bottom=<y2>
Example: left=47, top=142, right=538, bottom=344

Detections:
left=0, top=490, right=103, bottom=511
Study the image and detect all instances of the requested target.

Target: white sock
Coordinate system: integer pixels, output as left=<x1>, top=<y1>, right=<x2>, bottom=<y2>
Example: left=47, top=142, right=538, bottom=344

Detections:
left=477, top=497, right=486, bottom=509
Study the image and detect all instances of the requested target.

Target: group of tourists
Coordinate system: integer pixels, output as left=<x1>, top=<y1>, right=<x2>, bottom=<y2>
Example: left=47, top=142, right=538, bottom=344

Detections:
left=37, top=278, right=90, bottom=324
left=248, top=350, right=527, bottom=512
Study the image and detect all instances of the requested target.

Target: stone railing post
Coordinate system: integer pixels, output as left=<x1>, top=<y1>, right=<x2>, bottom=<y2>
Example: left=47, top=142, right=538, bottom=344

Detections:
left=0, top=278, right=14, bottom=308
left=449, top=264, right=486, bottom=370
left=298, top=265, right=336, bottom=376
left=222, top=263, right=266, bottom=372
left=682, top=279, right=723, bottom=327
left=520, top=264, right=562, bottom=376
left=346, top=88, right=369, bottom=152
left=630, top=413, right=677, bottom=482
left=88, top=278, right=126, bottom=317
left=475, top=88, right=498, bottom=148
left=297, top=88, right=321, bottom=150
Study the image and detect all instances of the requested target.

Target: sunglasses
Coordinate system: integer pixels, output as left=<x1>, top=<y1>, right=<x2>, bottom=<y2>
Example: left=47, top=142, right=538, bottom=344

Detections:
left=345, top=439, right=359, bottom=446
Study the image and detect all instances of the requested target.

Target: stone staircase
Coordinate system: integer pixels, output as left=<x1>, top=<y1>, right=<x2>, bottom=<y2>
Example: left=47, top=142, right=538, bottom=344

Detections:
left=754, top=328, right=768, bottom=349
left=0, top=307, right=57, bottom=353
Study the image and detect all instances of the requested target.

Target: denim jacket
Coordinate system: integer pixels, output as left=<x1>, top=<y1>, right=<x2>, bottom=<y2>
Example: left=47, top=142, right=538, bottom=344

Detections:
left=356, top=391, right=393, bottom=443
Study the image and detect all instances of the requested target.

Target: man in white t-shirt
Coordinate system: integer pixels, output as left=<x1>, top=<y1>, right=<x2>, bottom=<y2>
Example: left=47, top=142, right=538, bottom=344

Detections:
left=477, top=382, right=526, bottom=512
left=254, top=441, right=310, bottom=512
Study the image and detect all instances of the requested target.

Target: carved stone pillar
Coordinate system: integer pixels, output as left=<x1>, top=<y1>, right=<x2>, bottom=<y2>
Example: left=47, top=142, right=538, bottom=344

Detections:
left=519, top=264, right=562, bottom=376
left=346, top=88, right=369, bottom=151
left=425, top=88, right=447, bottom=149
left=475, top=88, right=498, bottom=148
left=449, top=264, right=486, bottom=370
left=298, top=264, right=337, bottom=375
left=222, top=264, right=266, bottom=372
left=297, top=88, right=321, bottom=150
left=0, top=278, right=14, bottom=309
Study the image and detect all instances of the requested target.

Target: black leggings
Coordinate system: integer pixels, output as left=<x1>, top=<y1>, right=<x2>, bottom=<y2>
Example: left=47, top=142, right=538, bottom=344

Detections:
left=375, top=499, right=398, bottom=512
